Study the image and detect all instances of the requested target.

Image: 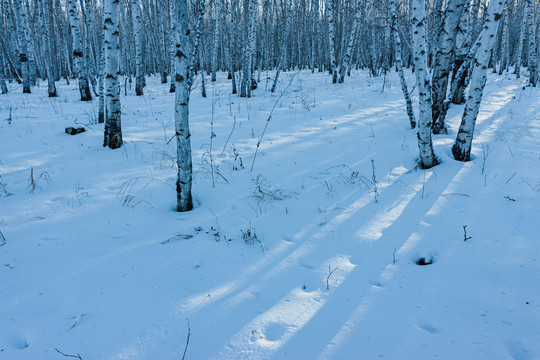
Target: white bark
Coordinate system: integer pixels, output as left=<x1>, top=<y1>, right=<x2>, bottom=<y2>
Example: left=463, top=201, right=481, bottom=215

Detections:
left=103, top=0, right=122, bottom=149
left=13, top=0, right=30, bottom=93
left=210, top=0, right=222, bottom=82
left=271, top=0, right=293, bottom=93
left=67, top=0, right=91, bottom=101
left=390, top=0, right=416, bottom=128
left=514, top=1, right=526, bottom=78
left=326, top=0, right=337, bottom=83
left=173, top=0, right=193, bottom=212
left=132, top=0, right=144, bottom=95
left=526, top=0, right=537, bottom=86
left=411, top=0, right=437, bottom=168
left=338, top=0, right=361, bottom=83
left=452, top=0, right=507, bottom=161
left=39, top=0, right=57, bottom=97
left=431, top=0, right=467, bottom=133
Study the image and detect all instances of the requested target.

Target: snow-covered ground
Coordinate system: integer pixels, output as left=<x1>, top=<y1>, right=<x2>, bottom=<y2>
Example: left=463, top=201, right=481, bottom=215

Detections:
left=0, top=70, right=539, bottom=359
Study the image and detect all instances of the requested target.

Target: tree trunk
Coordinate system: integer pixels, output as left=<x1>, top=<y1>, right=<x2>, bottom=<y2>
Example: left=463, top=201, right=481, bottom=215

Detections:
left=40, top=0, right=57, bottom=97
left=452, top=0, right=507, bottom=161
left=173, top=0, right=193, bottom=212
left=67, top=0, right=92, bottom=101
left=103, top=0, right=122, bottom=149
left=390, top=0, right=416, bottom=128
left=210, top=0, right=222, bottom=82
left=13, top=0, right=31, bottom=93
left=326, top=0, right=337, bottom=83
left=431, top=0, right=467, bottom=134
left=514, top=0, right=526, bottom=79
left=132, top=0, right=144, bottom=95
left=411, top=0, right=437, bottom=169
left=526, top=0, right=537, bottom=86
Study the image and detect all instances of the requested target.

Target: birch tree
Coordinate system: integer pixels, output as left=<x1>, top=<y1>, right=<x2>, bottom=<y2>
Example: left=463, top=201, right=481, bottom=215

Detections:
left=411, top=0, right=437, bottom=169
left=326, top=0, right=338, bottom=83
left=67, top=0, right=92, bottom=101
left=40, top=0, right=57, bottom=97
left=390, top=0, right=416, bottom=128
left=514, top=0, right=526, bottom=78
left=431, top=0, right=467, bottom=134
left=173, top=0, right=193, bottom=212
left=103, top=0, right=122, bottom=149
left=526, top=0, right=537, bottom=86
left=452, top=0, right=507, bottom=161
left=13, top=0, right=31, bottom=93
left=132, top=0, right=144, bottom=95
left=210, top=0, right=222, bottom=82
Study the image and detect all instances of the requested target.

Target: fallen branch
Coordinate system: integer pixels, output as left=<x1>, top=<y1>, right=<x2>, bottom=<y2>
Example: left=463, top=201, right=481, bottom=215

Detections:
left=55, top=348, right=82, bottom=360
left=181, top=320, right=191, bottom=360
left=326, top=265, right=339, bottom=290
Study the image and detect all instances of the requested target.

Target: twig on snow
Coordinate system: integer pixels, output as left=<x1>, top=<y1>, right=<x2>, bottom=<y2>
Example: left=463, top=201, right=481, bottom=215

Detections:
left=181, top=320, right=191, bottom=360
left=55, top=348, right=82, bottom=360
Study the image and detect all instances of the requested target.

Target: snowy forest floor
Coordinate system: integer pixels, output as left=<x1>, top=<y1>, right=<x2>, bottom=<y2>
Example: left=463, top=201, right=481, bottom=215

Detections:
left=1, top=70, right=539, bottom=360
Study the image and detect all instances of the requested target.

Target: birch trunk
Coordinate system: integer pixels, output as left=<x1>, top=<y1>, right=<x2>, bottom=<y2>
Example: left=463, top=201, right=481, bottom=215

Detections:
left=132, top=0, right=144, bottom=95
left=390, top=0, right=416, bottom=128
left=271, top=0, right=292, bottom=92
left=411, top=0, right=437, bottom=169
left=67, top=0, right=92, bottom=101
left=526, top=0, right=537, bottom=86
left=210, top=0, right=222, bottom=82
left=326, top=0, right=338, bottom=83
left=103, top=0, right=122, bottom=149
left=246, top=0, right=257, bottom=97
left=173, top=0, right=193, bottom=212
left=431, top=0, right=467, bottom=134
left=452, top=0, right=507, bottom=161
left=40, top=0, right=57, bottom=97
left=13, top=0, right=30, bottom=93
left=498, top=9, right=509, bottom=74
left=514, top=1, right=526, bottom=78
left=338, top=0, right=361, bottom=83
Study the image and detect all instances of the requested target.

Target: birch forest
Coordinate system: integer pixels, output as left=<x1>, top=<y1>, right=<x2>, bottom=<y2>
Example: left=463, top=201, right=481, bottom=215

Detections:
left=1, top=0, right=539, bottom=358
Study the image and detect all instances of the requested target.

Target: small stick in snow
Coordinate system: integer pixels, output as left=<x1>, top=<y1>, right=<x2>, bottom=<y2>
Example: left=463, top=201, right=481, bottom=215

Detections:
left=326, top=265, right=339, bottom=290
left=504, top=196, right=516, bottom=202
left=505, top=172, right=517, bottom=184
left=181, top=320, right=191, bottom=360
left=55, top=348, right=82, bottom=360
left=463, top=225, right=472, bottom=241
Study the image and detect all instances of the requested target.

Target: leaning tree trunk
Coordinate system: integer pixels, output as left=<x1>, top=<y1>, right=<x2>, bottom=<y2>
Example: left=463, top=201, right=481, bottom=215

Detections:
left=411, top=0, right=437, bottom=169
left=173, top=0, right=193, bottom=212
left=67, top=0, right=92, bottom=101
left=132, top=0, right=144, bottom=95
left=431, top=0, right=467, bottom=134
left=452, top=0, right=507, bottom=161
left=13, top=0, right=31, bottom=94
left=103, top=0, right=122, bottom=149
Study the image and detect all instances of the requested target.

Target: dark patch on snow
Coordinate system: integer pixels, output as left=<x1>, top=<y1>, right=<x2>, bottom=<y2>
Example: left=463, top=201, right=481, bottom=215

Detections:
left=65, top=127, right=86, bottom=135
left=416, top=257, right=434, bottom=266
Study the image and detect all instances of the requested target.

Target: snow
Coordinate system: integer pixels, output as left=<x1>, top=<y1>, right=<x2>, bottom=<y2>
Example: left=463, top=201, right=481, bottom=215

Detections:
left=0, top=70, right=539, bottom=359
